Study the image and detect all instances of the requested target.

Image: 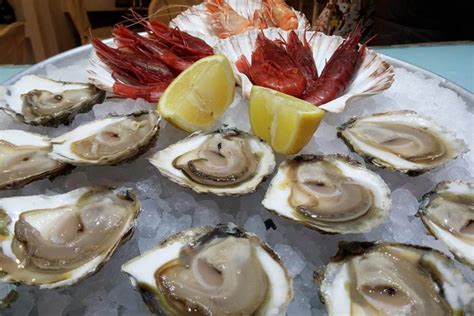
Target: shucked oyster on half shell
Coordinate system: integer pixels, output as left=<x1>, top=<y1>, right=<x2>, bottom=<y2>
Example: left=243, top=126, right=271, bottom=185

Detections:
left=0, top=75, right=105, bottom=126
left=337, top=111, right=468, bottom=176
left=50, top=111, right=160, bottom=166
left=317, top=242, right=474, bottom=316
left=419, top=180, right=474, bottom=268
left=149, top=128, right=275, bottom=196
left=262, top=155, right=391, bottom=234
left=122, top=223, right=293, bottom=315
left=0, top=186, right=140, bottom=288
left=0, top=130, right=68, bottom=190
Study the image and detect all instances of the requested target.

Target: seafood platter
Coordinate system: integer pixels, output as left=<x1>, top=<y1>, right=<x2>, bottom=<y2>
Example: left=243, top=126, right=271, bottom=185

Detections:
left=0, top=0, right=473, bottom=315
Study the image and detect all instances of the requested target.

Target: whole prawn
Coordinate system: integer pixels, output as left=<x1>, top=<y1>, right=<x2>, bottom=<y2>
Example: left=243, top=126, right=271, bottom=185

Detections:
left=113, top=25, right=194, bottom=73
left=92, top=38, right=173, bottom=101
left=146, top=20, right=213, bottom=58
left=251, top=9, right=275, bottom=29
left=236, top=32, right=306, bottom=97
left=262, top=0, right=298, bottom=31
left=91, top=13, right=214, bottom=102
left=205, top=0, right=254, bottom=38
left=302, top=26, right=365, bottom=106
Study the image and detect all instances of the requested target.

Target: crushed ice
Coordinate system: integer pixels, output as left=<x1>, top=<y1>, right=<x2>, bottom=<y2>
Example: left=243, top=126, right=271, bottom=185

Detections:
left=0, top=61, right=473, bottom=315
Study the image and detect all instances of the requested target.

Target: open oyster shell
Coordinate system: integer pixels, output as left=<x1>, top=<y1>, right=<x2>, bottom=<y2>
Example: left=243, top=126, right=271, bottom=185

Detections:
left=122, top=223, right=293, bottom=315
left=214, top=28, right=395, bottom=113
left=0, top=130, right=69, bottom=190
left=50, top=111, right=160, bottom=166
left=419, top=180, right=474, bottom=269
left=170, top=0, right=310, bottom=47
left=337, top=111, right=469, bottom=176
left=262, top=155, right=391, bottom=234
left=317, top=242, right=474, bottom=316
left=0, top=186, right=140, bottom=288
left=0, top=75, right=105, bottom=126
left=149, top=128, right=275, bottom=196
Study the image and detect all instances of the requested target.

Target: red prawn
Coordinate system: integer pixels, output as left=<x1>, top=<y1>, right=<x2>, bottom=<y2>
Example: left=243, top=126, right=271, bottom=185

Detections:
left=126, top=10, right=213, bottom=58
left=286, top=31, right=318, bottom=88
left=92, top=39, right=173, bottom=101
left=146, top=20, right=213, bottom=58
left=236, top=32, right=306, bottom=97
left=91, top=13, right=214, bottom=102
left=112, top=24, right=194, bottom=73
left=302, top=26, right=366, bottom=106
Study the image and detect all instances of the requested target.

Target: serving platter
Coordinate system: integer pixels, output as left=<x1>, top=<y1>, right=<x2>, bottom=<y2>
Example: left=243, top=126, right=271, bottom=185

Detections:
left=1, top=40, right=473, bottom=315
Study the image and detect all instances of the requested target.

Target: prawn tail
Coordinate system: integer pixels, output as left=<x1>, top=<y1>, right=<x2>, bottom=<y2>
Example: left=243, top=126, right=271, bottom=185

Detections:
left=112, top=82, right=167, bottom=102
left=236, top=55, right=252, bottom=78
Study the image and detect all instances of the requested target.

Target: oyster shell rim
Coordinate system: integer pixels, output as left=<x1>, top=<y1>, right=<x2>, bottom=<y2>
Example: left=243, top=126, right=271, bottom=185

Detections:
left=149, top=127, right=276, bottom=197
left=0, top=130, right=72, bottom=191
left=262, top=154, right=392, bottom=235
left=418, top=180, right=474, bottom=269
left=315, top=240, right=474, bottom=315
left=0, top=186, right=141, bottom=289
left=121, top=222, right=294, bottom=316
left=0, top=75, right=106, bottom=127
left=50, top=111, right=161, bottom=166
left=337, top=110, right=469, bottom=176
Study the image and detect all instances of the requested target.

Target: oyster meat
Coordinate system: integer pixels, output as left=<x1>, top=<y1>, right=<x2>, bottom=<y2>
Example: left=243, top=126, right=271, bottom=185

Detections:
left=0, top=75, right=105, bottom=126
left=0, top=186, right=140, bottom=288
left=50, top=111, right=160, bottom=165
left=122, top=223, right=293, bottom=315
left=0, top=130, right=68, bottom=190
left=337, top=111, right=468, bottom=175
left=419, top=180, right=474, bottom=268
left=262, top=155, right=391, bottom=234
left=149, top=128, right=275, bottom=196
left=318, top=242, right=474, bottom=316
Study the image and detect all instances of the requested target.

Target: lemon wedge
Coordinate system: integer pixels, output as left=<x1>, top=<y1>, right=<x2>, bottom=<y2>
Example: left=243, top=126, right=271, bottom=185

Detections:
left=249, top=86, right=325, bottom=155
left=158, top=55, right=235, bottom=132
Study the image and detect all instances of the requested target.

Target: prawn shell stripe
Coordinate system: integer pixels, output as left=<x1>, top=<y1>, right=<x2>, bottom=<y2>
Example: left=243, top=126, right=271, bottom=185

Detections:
left=215, top=28, right=395, bottom=113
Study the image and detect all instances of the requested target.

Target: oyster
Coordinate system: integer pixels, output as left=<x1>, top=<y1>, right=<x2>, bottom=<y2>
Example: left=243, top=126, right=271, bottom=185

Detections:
left=419, top=180, right=474, bottom=268
left=0, top=186, right=140, bottom=288
left=149, top=128, right=275, bottom=196
left=122, top=223, right=293, bottom=315
left=337, top=111, right=468, bottom=175
left=0, top=75, right=105, bottom=126
left=50, top=111, right=160, bottom=165
left=0, top=130, right=68, bottom=190
left=262, top=155, right=391, bottom=234
left=318, top=242, right=474, bottom=315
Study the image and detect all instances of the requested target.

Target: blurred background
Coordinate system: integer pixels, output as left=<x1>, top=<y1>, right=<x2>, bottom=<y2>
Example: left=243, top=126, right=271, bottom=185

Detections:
left=0, top=0, right=472, bottom=64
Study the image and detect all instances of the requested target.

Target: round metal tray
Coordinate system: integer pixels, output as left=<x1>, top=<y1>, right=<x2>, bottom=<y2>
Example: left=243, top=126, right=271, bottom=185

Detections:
left=2, top=43, right=473, bottom=315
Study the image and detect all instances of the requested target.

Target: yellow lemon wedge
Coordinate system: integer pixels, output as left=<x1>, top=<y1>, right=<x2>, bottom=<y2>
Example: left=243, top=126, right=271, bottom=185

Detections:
left=249, top=86, right=325, bottom=155
left=158, top=55, right=235, bottom=132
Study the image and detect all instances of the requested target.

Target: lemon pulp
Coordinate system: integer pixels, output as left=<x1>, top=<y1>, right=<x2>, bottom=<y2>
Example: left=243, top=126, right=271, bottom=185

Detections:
left=158, top=55, right=235, bottom=132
